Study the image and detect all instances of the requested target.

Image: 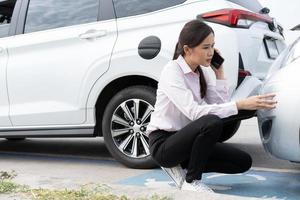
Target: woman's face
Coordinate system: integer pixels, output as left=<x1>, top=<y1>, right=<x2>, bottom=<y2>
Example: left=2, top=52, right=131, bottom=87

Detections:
left=184, top=32, right=215, bottom=68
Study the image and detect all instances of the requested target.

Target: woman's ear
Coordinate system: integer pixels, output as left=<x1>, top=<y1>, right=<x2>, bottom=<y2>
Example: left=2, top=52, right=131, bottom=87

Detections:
left=183, top=45, right=190, bottom=56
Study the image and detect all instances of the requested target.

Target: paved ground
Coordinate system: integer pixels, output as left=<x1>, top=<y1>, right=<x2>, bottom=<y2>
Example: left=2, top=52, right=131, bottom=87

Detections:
left=0, top=118, right=299, bottom=199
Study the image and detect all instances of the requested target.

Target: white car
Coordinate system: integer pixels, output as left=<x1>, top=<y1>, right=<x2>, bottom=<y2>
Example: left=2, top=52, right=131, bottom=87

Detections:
left=257, top=37, right=300, bottom=163
left=0, top=0, right=285, bottom=168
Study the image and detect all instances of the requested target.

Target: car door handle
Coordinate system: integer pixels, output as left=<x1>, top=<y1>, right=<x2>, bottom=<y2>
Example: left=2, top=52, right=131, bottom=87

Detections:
left=79, top=30, right=107, bottom=40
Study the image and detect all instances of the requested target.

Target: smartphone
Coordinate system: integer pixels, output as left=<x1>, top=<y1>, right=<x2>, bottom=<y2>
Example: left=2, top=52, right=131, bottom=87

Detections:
left=211, top=50, right=224, bottom=69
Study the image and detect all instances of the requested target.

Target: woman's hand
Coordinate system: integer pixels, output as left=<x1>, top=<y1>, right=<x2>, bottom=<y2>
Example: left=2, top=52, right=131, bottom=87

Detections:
left=236, top=93, right=277, bottom=110
left=211, top=48, right=225, bottom=80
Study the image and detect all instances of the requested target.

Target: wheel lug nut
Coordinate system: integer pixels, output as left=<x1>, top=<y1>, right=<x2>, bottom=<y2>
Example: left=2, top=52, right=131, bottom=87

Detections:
left=129, top=121, right=134, bottom=126
left=129, top=129, right=134, bottom=134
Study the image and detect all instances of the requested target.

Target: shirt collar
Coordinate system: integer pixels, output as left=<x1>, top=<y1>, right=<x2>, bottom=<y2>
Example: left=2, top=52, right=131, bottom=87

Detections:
left=175, top=55, right=193, bottom=74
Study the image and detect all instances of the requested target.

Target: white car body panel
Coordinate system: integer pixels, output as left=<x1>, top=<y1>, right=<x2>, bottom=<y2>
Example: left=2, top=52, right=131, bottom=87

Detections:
left=257, top=38, right=300, bottom=162
left=0, top=38, right=11, bottom=127
left=6, top=20, right=117, bottom=126
left=231, top=76, right=262, bottom=101
left=237, top=22, right=285, bottom=79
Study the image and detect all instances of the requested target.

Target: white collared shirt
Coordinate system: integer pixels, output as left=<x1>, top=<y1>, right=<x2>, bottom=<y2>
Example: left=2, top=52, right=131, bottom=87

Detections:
left=146, top=55, right=238, bottom=134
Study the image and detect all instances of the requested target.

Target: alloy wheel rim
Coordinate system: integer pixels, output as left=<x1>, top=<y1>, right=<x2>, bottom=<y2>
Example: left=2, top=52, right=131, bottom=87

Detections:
left=110, top=99, right=154, bottom=159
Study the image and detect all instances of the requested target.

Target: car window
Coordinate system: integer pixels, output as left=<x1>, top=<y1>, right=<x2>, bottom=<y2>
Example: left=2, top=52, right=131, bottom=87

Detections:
left=112, top=0, right=186, bottom=18
left=0, top=0, right=17, bottom=38
left=24, top=0, right=99, bottom=33
left=226, top=0, right=263, bottom=13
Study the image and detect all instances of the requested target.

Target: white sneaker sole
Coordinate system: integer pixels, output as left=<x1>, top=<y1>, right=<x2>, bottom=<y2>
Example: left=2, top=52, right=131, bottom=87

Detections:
left=161, top=166, right=185, bottom=188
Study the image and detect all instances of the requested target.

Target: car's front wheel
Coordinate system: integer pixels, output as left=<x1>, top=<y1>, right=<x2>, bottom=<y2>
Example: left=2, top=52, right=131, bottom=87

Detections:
left=102, top=86, right=157, bottom=169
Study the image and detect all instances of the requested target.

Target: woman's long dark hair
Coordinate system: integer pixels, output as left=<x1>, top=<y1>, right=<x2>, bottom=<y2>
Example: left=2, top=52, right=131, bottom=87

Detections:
left=173, top=20, right=214, bottom=98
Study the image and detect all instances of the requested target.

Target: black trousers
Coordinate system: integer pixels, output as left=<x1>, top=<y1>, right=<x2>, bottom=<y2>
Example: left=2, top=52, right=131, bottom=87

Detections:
left=149, top=110, right=255, bottom=183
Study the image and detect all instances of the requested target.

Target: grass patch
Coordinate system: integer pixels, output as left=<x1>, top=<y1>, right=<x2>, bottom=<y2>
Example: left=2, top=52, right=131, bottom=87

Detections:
left=0, top=170, right=21, bottom=193
left=0, top=171, right=171, bottom=200
left=25, top=185, right=123, bottom=200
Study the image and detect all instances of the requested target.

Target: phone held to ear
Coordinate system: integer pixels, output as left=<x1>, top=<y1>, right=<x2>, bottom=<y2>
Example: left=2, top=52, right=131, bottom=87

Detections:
left=211, top=50, right=224, bottom=69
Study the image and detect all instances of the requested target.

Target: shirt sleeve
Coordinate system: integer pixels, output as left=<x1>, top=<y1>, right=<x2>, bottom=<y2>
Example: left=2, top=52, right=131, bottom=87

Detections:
left=160, top=65, right=238, bottom=121
left=205, top=79, right=231, bottom=104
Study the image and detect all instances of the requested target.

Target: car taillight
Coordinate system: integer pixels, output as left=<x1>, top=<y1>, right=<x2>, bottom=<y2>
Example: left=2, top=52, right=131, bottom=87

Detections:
left=200, top=9, right=273, bottom=29
left=239, top=69, right=251, bottom=77
left=237, top=69, right=251, bottom=87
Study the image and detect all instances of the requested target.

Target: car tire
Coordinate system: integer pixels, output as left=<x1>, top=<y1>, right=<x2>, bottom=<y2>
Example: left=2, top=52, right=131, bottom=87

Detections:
left=102, top=86, right=157, bottom=169
left=218, top=120, right=241, bottom=142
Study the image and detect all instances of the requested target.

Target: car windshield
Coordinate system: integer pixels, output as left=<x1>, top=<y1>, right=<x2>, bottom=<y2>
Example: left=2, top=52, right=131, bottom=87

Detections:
left=226, top=0, right=263, bottom=13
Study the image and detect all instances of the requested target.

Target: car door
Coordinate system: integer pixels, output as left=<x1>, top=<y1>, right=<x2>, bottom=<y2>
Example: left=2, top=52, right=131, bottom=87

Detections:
left=6, top=0, right=117, bottom=126
left=0, top=0, right=20, bottom=127
left=0, top=41, right=10, bottom=127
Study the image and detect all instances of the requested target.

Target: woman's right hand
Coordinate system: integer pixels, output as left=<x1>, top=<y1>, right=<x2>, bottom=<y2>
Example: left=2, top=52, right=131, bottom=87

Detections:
left=236, top=93, right=277, bottom=110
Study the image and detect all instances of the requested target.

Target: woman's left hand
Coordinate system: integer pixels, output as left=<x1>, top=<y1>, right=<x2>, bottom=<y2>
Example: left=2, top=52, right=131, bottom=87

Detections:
left=211, top=49, right=225, bottom=80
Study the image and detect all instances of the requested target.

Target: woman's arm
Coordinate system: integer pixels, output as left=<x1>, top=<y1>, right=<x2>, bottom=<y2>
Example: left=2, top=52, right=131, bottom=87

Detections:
left=160, top=64, right=238, bottom=121
left=203, top=65, right=230, bottom=104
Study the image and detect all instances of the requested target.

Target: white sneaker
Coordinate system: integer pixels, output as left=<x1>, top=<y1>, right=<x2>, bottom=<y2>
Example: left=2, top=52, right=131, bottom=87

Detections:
left=181, top=180, right=214, bottom=193
left=161, top=165, right=186, bottom=188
